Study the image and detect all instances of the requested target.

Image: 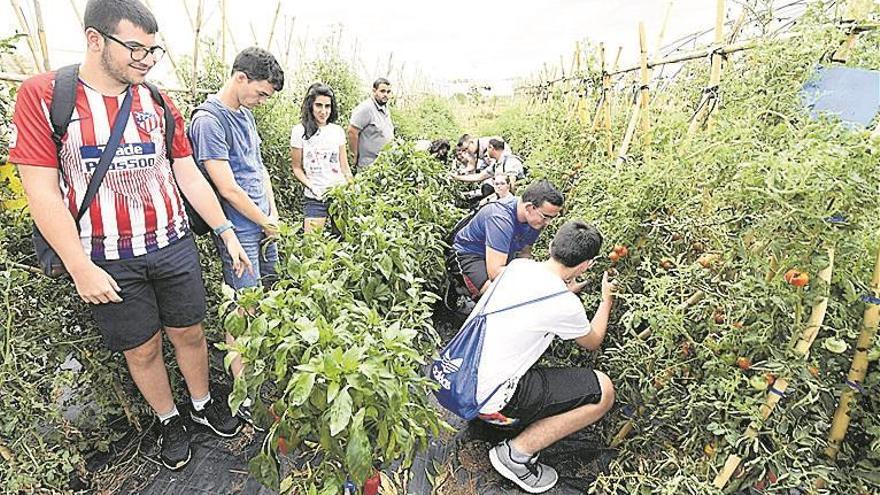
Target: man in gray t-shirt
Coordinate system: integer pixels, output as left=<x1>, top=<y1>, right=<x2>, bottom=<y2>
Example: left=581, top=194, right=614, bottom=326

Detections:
left=347, top=78, right=394, bottom=170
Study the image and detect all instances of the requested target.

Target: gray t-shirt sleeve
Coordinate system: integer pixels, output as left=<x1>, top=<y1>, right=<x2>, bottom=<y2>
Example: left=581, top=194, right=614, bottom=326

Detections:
left=349, top=101, right=372, bottom=130
left=189, top=113, right=229, bottom=162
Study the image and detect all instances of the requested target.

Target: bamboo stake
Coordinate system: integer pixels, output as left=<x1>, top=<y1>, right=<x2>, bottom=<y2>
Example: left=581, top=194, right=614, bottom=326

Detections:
left=715, top=248, right=833, bottom=489
left=825, top=247, right=880, bottom=459
left=687, top=0, right=725, bottom=136
left=266, top=0, right=282, bottom=51
left=190, top=0, right=203, bottom=99
left=794, top=247, right=835, bottom=356
left=638, top=22, right=651, bottom=141
left=32, top=0, right=49, bottom=70
left=249, top=22, right=259, bottom=47
left=283, top=17, right=296, bottom=72
left=142, top=0, right=181, bottom=80
left=615, top=24, right=650, bottom=165
left=655, top=1, right=673, bottom=54
left=220, top=0, right=226, bottom=64
left=713, top=378, right=789, bottom=488
left=181, top=0, right=196, bottom=31
left=10, top=0, right=43, bottom=72
left=591, top=43, right=607, bottom=132
left=68, top=0, right=84, bottom=29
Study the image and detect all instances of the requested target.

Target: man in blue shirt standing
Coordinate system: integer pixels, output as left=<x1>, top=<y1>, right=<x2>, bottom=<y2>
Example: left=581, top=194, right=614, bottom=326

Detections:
left=448, top=180, right=566, bottom=300
left=187, top=47, right=283, bottom=425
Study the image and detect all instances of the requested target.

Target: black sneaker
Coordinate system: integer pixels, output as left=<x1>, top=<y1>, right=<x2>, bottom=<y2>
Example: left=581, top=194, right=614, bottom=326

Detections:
left=158, top=415, right=191, bottom=471
left=237, top=403, right=265, bottom=432
left=190, top=398, right=243, bottom=438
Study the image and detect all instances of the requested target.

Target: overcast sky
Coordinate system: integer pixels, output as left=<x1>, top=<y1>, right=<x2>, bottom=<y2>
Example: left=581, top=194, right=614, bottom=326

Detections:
left=1, top=0, right=796, bottom=94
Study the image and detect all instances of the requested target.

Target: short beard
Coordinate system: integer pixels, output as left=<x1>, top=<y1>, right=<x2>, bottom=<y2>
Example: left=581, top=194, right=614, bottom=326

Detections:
left=100, top=48, right=135, bottom=86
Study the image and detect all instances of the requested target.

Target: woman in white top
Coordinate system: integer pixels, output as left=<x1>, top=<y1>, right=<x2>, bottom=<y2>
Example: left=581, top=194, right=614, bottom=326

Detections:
left=290, top=83, right=354, bottom=232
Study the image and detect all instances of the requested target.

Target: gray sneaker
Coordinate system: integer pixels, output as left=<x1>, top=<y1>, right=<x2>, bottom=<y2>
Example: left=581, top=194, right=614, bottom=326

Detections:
left=488, top=440, right=558, bottom=494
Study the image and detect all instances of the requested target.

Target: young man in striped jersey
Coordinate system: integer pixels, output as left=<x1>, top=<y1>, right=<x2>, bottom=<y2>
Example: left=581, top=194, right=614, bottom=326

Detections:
left=9, top=0, right=251, bottom=471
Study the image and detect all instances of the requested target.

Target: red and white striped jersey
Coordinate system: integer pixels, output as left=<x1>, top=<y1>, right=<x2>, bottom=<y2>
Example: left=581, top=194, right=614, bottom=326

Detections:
left=9, top=71, right=193, bottom=261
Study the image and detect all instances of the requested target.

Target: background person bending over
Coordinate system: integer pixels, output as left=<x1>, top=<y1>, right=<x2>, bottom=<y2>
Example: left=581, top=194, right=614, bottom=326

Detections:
left=455, top=138, right=525, bottom=201
left=347, top=78, right=394, bottom=171
left=447, top=180, right=565, bottom=300
left=291, top=83, right=353, bottom=232
left=474, top=220, right=617, bottom=493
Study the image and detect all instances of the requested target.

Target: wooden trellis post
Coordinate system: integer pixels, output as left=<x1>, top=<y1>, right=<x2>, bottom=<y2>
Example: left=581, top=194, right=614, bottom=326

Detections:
left=615, top=22, right=650, bottom=165
left=68, top=0, right=84, bottom=29
left=191, top=0, right=203, bottom=98
left=266, top=0, right=282, bottom=51
left=33, top=0, right=49, bottom=71
left=687, top=0, right=726, bottom=136
left=220, top=0, right=227, bottom=64
left=10, top=0, right=43, bottom=72
left=714, top=247, right=834, bottom=489
left=825, top=247, right=880, bottom=459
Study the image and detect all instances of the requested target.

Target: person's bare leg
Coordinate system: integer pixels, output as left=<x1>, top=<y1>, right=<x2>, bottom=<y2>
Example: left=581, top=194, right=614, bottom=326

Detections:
left=164, top=323, right=210, bottom=400
left=123, top=331, right=175, bottom=415
left=511, top=371, right=615, bottom=455
left=304, top=217, right=327, bottom=233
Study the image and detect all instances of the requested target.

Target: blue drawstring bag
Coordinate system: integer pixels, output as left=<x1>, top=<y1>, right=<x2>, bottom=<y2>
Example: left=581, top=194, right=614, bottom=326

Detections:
left=430, top=271, right=568, bottom=420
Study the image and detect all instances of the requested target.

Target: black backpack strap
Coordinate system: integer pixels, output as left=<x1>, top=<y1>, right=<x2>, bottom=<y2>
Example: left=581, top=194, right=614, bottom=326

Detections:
left=190, top=103, right=234, bottom=151
left=75, top=88, right=134, bottom=222
left=144, top=82, right=176, bottom=166
left=49, top=64, right=80, bottom=170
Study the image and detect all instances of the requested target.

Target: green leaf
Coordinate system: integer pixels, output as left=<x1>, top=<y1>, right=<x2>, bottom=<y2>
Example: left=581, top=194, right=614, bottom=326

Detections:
left=290, top=372, right=316, bottom=406
left=295, top=316, right=320, bottom=344
left=329, top=387, right=353, bottom=436
left=327, top=381, right=341, bottom=403
left=248, top=452, right=280, bottom=491
left=344, top=410, right=372, bottom=483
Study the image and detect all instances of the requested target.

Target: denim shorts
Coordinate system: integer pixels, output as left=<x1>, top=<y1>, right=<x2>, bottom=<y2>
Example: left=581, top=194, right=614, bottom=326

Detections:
left=212, top=229, right=278, bottom=290
left=91, top=235, right=206, bottom=351
left=303, top=197, right=330, bottom=218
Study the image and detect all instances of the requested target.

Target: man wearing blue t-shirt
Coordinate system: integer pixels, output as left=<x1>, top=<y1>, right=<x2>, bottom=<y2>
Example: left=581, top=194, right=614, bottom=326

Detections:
left=448, top=180, right=565, bottom=299
left=187, top=47, right=284, bottom=426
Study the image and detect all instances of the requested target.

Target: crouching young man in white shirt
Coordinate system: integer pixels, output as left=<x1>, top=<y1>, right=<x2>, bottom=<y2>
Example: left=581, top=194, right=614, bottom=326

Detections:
left=473, top=220, right=616, bottom=493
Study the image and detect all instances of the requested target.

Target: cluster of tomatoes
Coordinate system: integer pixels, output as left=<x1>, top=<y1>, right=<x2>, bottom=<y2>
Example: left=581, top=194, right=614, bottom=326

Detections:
left=608, top=244, right=629, bottom=262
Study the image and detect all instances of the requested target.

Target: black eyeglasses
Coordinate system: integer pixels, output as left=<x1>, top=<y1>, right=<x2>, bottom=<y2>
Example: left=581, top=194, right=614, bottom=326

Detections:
left=91, top=27, right=165, bottom=63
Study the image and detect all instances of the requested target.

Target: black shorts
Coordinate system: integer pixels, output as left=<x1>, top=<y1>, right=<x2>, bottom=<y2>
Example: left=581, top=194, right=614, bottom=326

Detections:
left=498, top=367, right=603, bottom=425
left=90, top=235, right=207, bottom=352
left=446, top=250, right=488, bottom=299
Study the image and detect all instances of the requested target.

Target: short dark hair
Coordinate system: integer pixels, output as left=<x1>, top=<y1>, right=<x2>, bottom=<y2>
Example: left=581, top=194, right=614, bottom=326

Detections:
left=522, top=179, right=564, bottom=208
left=456, top=133, right=472, bottom=150
left=488, top=138, right=505, bottom=151
left=551, top=220, right=603, bottom=267
left=372, top=77, right=391, bottom=89
left=300, top=83, right=338, bottom=140
left=84, top=0, right=158, bottom=35
left=428, top=139, right=451, bottom=162
left=232, top=47, right=284, bottom=91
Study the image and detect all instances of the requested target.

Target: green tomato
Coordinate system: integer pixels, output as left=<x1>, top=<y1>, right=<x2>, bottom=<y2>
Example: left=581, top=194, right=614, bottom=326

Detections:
left=867, top=346, right=880, bottom=362
left=823, top=337, right=848, bottom=354
left=749, top=375, right=769, bottom=391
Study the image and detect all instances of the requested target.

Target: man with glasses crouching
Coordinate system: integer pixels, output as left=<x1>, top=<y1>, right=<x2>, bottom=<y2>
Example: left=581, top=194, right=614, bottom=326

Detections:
left=447, top=180, right=580, bottom=304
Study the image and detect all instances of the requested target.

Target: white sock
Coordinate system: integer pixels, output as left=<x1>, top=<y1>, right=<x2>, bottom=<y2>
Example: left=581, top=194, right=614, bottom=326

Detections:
left=157, top=405, right=179, bottom=424
left=191, top=393, right=211, bottom=412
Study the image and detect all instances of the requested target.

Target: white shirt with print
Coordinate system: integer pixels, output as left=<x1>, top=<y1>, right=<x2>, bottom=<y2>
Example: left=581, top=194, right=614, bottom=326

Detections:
left=474, top=259, right=591, bottom=414
left=290, top=123, right=347, bottom=199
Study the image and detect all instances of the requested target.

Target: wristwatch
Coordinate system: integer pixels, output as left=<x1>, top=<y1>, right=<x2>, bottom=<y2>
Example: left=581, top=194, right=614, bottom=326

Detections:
left=213, top=220, right=235, bottom=236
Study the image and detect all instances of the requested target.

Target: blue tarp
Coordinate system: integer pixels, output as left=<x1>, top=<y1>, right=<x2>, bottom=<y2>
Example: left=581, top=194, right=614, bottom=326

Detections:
left=801, top=65, right=880, bottom=128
